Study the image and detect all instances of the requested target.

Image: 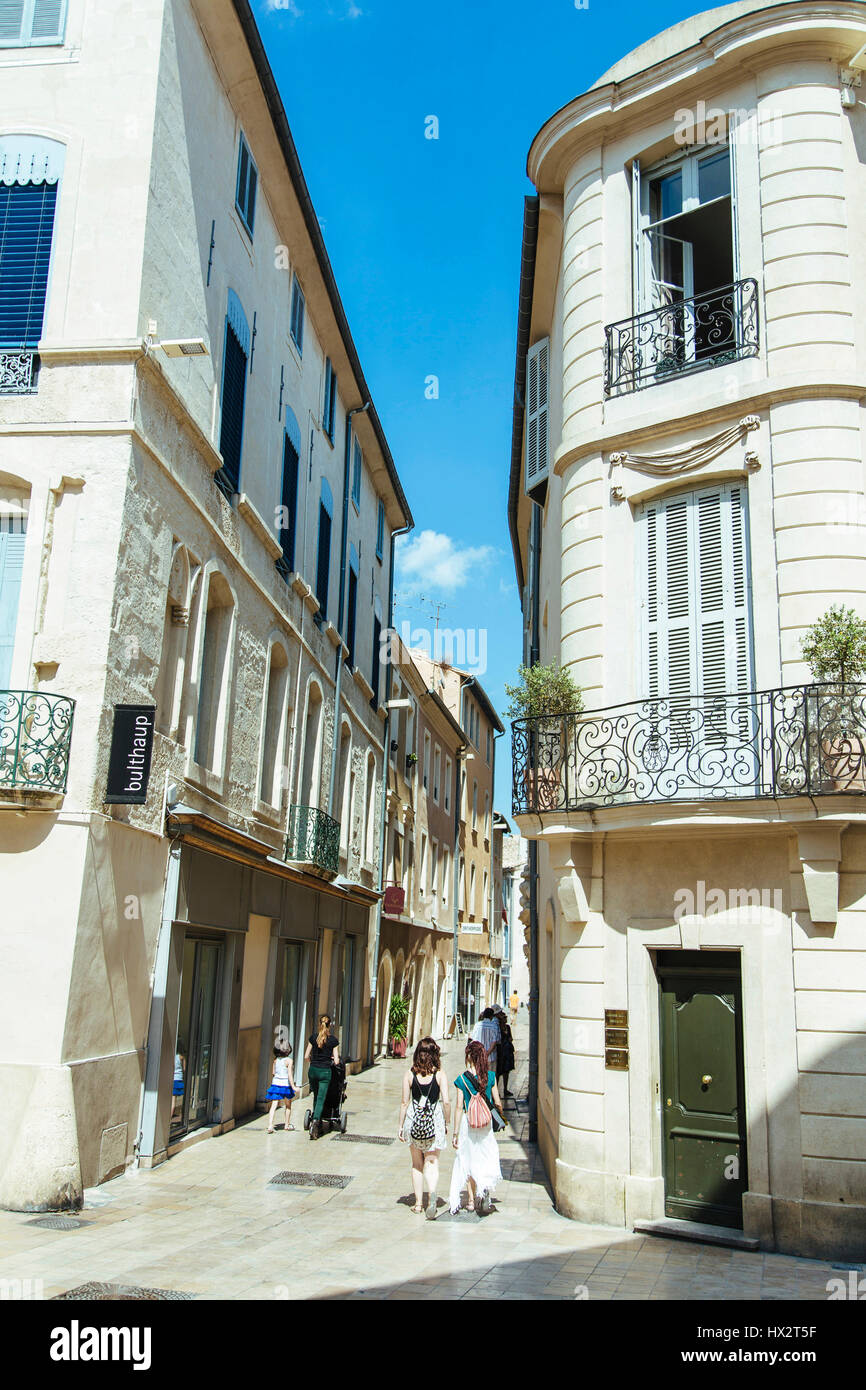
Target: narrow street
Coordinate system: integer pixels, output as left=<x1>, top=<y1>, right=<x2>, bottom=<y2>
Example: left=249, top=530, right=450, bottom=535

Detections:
left=0, top=1024, right=845, bottom=1302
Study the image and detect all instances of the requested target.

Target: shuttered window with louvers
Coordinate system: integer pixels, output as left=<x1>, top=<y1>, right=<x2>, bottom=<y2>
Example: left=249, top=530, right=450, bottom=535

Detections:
left=217, top=320, right=247, bottom=496
left=641, top=482, right=752, bottom=706
left=0, top=0, right=66, bottom=45
left=0, top=517, right=26, bottom=687
left=0, top=181, right=58, bottom=346
left=525, top=337, right=549, bottom=497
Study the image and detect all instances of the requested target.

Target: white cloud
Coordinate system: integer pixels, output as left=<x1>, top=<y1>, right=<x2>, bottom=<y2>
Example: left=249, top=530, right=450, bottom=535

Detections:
left=396, top=530, right=496, bottom=595
left=263, top=0, right=302, bottom=15
left=346, top=2, right=363, bottom=15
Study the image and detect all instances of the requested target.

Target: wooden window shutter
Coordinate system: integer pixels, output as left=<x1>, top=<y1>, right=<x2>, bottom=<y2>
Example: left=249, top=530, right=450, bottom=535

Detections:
left=525, top=336, right=550, bottom=501
left=0, top=2, right=25, bottom=42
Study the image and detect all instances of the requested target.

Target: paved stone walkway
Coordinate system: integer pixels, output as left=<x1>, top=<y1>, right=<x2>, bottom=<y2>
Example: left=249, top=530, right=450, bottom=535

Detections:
left=0, top=1021, right=851, bottom=1300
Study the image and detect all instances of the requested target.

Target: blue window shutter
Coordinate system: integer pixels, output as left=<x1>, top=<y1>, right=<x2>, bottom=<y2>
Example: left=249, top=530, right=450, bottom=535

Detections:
left=0, top=521, right=26, bottom=687
left=347, top=565, right=358, bottom=668
left=371, top=615, right=381, bottom=708
left=31, top=0, right=65, bottom=42
left=0, top=2, right=25, bottom=42
left=290, top=279, right=304, bottom=354
left=316, top=505, right=331, bottom=620
left=279, top=432, right=299, bottom=571
left=352, top=438, right=362, bottom=507
left=235, top=134, right=256, bottom=236
left=376, top=499, right=384, bottom=559
left=218, top=318, right=247, bottom=496
left=0, top=181, right=58, bottom=346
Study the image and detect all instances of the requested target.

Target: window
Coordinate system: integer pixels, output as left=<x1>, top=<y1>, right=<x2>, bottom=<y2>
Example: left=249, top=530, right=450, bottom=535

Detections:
left=472, top=780, right=478, bottom=829
left=469, top=863, right=476, bottom=919
left=420, top=834, right=428, bottom=896
left=365, top=751, right=377, bottom=861
left=0, top=513, right=26, bottom=686
left=235, top=132, right=257, bottom=237
left=484, top=791, right=490, bottom=838
left=371, top=601, right=382, bottom=709
left=431, top=841, right=439, bottom=899
left=346, top=545, right=359, bottom=668
left=441, top=848, right=450, bottom=907
left=351, top=436, right=362, bottom=510
left=486, top=729, right=492, bottom=763
left=433, top=745, right=441, bottom=804
left=277, top=409, right=301, bottom=575
left=315, top=478, right=333, bottom=621
left=376, top=499, right=385, bottom=561
left=444, top=757, right=452, bottom=814
left=290, top=276, right=305, bottom=354
left=0, top=0, right=67, bottom=47
left=423, top=732, right=431, bottom=791
left=323, top=358, right=337, bottom=442
left=0, top=136, right=64, bottom=376
left=260, top=644, right=289, bottom=807
left=525, top=336, right=550, bottom=500
left=194, top=573, right=235, bottom=773
left=217, top=290, right=250, bottom=497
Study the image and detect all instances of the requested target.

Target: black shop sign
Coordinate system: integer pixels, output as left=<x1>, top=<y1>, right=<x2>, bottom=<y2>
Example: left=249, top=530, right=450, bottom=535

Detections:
left=105, top=705, right=156, bottom=805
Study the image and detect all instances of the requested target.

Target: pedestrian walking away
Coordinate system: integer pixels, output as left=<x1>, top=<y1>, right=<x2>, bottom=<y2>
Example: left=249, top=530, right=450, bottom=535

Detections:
left=266, top=1037, right=298, bottom=1132
left=304, top=1014, right=340, bottom=1140
left=449, top=1039, right=503, bottom=1217
left=470, top=1007, right=500, bottom=1074
left=398, top=1037, right=450, bottom=1219
left=493, top=1006, right=515, bottom=1102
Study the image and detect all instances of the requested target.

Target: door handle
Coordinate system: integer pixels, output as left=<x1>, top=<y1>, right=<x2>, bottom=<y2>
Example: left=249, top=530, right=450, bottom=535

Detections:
left=701, top=1074, right=712, bottom=1086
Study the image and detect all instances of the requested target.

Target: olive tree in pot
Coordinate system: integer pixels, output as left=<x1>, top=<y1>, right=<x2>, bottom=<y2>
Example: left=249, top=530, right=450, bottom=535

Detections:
left=388, top=994, right=410, bottom=1059
left=800, top=605, right=866, bottom=793
left=505, top=660, right=583, bottom=811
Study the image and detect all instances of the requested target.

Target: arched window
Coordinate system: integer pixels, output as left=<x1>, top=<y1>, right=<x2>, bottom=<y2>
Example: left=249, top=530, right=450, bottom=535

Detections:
left=260, top=641, right=289, bottom=807
left=156, top=543, right=194, bottom=738
left=469, top=863, right=476, bottom=919
left=217, top=290, right=250, bottom=498
left=300, top=681, right=323, bottom=808
left=337, top=720, right=351, bottom=854
left=365, top=750, right=377, bottom=862
left=193, top=571, right=235, bottom=772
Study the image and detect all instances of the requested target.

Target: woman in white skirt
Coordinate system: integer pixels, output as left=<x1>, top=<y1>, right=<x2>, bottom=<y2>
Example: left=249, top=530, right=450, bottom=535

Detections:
left=449, top=1038, right=503, bottom=1216
left=398, top=1037, right=450, bottom=1219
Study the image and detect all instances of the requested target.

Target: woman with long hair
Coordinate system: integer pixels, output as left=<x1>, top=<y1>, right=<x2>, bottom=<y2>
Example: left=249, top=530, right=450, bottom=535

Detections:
left=449, top=1038, right=503, bottom=1216
left=303, top=1013, right=340, bottom=1140
left=398, top=1036, right=450, bottom=1219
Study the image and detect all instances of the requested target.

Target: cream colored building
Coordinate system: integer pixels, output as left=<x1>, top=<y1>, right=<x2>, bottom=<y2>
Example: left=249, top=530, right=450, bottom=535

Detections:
left=0, top=0, right=411, bottom=1208
left=509, top=0, right=866, bottom=1258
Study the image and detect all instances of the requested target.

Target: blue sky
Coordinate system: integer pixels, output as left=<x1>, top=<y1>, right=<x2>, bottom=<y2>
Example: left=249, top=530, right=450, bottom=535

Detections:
left=256, top=0, right=703, bottom=812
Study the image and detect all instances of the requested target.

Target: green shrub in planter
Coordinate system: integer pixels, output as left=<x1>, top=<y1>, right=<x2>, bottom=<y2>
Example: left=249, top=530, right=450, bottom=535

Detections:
left=800, top=606, right=866, bottom=792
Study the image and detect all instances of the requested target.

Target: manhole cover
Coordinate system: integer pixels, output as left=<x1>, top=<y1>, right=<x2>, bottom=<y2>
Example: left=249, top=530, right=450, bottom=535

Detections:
left=26, top=1216, right=91, bottom=1231
left=334, top=1134, right=395, bottom=1146
left=268, top=1171, right=353, bottom=1189
left=53, top=1282, right=194, bottom=1301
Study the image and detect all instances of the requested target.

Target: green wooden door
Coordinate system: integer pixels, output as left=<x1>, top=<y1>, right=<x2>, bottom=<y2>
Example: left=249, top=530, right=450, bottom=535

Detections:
left=658, top=951, right=747, bottom=1228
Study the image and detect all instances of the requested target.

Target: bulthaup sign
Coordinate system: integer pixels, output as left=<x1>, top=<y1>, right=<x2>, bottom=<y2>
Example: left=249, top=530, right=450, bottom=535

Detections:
left=105, top=705, right=156, bottom=805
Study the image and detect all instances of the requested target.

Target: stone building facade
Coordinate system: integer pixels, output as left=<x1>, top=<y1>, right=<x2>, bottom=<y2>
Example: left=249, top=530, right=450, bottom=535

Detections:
left=509, top=0, right=866, bottom=1258
left=0, top=0, right=411, bottom=1207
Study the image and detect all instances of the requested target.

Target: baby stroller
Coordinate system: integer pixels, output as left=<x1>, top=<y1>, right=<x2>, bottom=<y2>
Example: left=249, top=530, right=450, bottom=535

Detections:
left=303, top=1060, right=348, bottom=1135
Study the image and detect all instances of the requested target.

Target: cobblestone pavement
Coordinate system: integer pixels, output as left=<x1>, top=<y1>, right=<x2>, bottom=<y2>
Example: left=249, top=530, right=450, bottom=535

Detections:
left=0, top=1020, right=850, bottom=1301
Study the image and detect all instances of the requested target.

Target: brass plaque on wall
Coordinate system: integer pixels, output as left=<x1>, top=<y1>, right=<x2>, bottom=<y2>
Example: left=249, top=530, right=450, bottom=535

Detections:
left=605, top=1009, right=628, bottom=1028
left=605, top=1028, right=628, bottom=1047
left=605, top=1048, right=629, bottom=1070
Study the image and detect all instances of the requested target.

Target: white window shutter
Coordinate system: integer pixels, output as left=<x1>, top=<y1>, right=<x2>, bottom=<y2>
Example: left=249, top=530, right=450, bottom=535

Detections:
left=0, top=1, right=25, bottom=42
left=525, top=336, right=550, bottom=497
left=31, top=0, right=65, bottom=41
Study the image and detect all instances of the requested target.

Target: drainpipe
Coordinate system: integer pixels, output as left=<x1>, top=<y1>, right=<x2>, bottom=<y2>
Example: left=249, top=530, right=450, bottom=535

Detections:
left=366, top=515, right=413, bottom=1064
left=489, top=726, right=505, bottom=1003
left=327, top=401, right=370, bottom=819
left=528, top=502, right=542, bottom=1145
left=450, top=740, right=466, bottom=1031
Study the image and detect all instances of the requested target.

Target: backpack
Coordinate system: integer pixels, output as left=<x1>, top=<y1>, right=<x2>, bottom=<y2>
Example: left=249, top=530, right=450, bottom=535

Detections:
left=409, top=1078, right=438, bottom=1144
left=464, top=1073, right=492, bottom=1129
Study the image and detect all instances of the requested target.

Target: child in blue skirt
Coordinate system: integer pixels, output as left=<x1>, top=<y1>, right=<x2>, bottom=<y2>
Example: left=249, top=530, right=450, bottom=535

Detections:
left=266, top=1040, right=297, bottom=1132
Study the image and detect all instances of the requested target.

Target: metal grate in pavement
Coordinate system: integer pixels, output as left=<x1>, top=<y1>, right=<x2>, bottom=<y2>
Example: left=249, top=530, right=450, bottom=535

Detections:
left=334, top=1133, right=395, bottom=1146
left=53, top=1282, right=194, bottom=1300
left=26, top=1216, right=91, bottom=1231
left=268, top=1171, right=353, bottom=1189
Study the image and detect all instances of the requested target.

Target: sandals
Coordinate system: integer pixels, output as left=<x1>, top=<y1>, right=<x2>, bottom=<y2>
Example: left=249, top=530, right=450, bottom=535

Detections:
left=411, top=1204, right=424, bottom=1214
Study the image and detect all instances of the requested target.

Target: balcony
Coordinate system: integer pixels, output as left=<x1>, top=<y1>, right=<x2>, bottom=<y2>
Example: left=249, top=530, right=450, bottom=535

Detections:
left=0, top=350, right=39, bottom=394
left=284, top=804, right=340, bottom=877
left=0, top=691, right=75, bottom=794
left=604, top=278, right=759, bottom=396
left=512, top=684, right=866, bottom=815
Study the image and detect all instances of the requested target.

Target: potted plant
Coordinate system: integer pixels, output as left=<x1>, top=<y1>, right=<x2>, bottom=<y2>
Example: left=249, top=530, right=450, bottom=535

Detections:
left=800, top=605, right=866, bottom=792
left=505, top=660, right=583, bottom=811
left=405, top=752, right=417, bottom=774
left=388, top=993, right=410, bottom=1058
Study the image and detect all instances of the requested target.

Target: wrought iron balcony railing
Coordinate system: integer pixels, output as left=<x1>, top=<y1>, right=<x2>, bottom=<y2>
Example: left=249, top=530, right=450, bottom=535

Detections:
left=604, top=278, right=759, bottom=396
left=0, top=349, right=39, bottom=394
left=285, top=803, right=340, bottom=875
left=0, top=691, right=75, bottom=793
left=512, top=684, right=866, bottom=815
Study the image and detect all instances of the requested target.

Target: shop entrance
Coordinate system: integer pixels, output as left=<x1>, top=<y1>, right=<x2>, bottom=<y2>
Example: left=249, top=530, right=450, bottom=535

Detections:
left=657, top=950, right=747, bottom=1228
left=458, top=966, right=480, bottom=1029
left=272, top=940, right=306, bottom=1063
left=170, top=937, right=223, bottom=1139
